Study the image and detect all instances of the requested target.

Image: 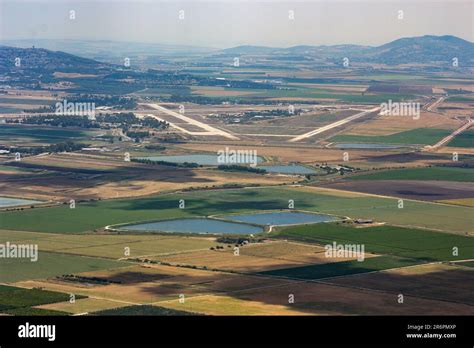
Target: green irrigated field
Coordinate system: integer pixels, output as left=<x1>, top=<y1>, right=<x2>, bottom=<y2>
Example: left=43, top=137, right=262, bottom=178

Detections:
left=0, top=251, right=129, bottom=283
left=0, top=230, right=222, bottom=259
left=0, top=164, right=38, bottom=173
left=270, top=223, right=474, bottom=262
left=447, top=95, right=474, bottom=102
left=0, top=284, right=76, bottom=315
left=447, top=130, right=474, bottom=148
left=0, top=124, right=88, bottom=142
left=457, top=261, right=474, bottom=268
left=330, top=128, right=452, bottom=145
left=262, top=222, right=474, bottom=280
left=1, top=187, right=472, bottom=233
left=349, top=166, right=474, bottom=182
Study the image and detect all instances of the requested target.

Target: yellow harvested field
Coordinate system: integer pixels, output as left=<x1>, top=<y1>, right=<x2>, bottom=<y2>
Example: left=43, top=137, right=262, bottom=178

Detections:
left=177, top=143, right=384, bottom=163
left=345, top=112, right=459, bottom=136
left=14, top=264, right=224, bottom=304
left=435, top=146, right=474, bottom=155
left=292, top=185, right=368, bottom=198
left=153, top=241, right=376, bottom=272
left=0, top=152, right=292, bottom=200
left=12, top=261, right=473, bottom=315
left=436, top=198, right=474, bottom=207
left=0, top=230, right=220, bottom=259
left=78, top=170, right=291, bottom=199
left=36, top=298, right=128, bottom=314
left=156, top=294, right=307, bottom=315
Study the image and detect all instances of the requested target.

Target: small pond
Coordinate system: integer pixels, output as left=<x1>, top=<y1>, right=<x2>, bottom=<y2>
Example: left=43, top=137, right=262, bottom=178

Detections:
left=0, top=197, right=42, bottom=208
left=137, top=153, right=264, bottom=166
left=117, top=218, right=263, bottom=235
left=258, top=164, right=316, bottom=174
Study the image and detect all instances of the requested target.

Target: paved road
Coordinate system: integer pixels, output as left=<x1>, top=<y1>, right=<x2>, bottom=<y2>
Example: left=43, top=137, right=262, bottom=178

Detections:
left=288, top=107, right=381, bottom=142
left=426, top=96, right=446, bottom=112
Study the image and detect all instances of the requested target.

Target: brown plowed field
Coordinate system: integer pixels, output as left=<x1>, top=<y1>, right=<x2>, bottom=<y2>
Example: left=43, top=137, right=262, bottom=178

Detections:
left=322, top=180, right=474, bottom=201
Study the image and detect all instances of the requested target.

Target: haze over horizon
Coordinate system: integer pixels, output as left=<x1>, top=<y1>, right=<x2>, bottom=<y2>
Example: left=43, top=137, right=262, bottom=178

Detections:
left=0, top=0, right=472, bottom=49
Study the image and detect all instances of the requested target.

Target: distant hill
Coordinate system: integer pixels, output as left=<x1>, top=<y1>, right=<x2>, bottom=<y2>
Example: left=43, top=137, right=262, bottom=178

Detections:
left=1, top=35, right=472, bottom=73
left=221, top=35, right=474, bottom=65
left=221, top=45, right=277, bottom=55
left=369, top=35, right=474, bottom=64
left=0, top=46, right=110, bottom=73
left=0, top=39, right=217, bottom=62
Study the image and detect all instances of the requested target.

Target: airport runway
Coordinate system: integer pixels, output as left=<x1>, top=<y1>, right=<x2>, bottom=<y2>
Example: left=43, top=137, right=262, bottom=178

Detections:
left=142, top=103, right=240, bottom=140
left=288, top=107, right=381, bottom=142
left=424, top=118, right=472, bottom=151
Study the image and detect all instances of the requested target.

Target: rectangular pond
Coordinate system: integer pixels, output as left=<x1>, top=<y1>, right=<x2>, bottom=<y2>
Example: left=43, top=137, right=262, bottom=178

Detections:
left=257, top=164, right=316, bottom=174
left=137, top=153, right=264, bottom=166
left=223, top=211, right=338, bottom=226
left=0, top=197, right=43, bottom=208
left=117, top=218, right=263, bottom=235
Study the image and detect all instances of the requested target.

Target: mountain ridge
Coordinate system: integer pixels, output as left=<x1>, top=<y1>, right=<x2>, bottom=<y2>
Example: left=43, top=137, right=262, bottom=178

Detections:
left=220, top=35, right=474, bottom=65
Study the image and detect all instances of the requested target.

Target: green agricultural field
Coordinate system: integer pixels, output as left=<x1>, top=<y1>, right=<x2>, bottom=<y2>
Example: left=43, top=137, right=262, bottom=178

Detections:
left=67, top=78, right=145, bottom=95
left=260, top=255, right=420, bottom=280
left=0, top=251, right=129, bottom=283
left=349, top=166, right=474, bottom=182
left=2, top=307, right=68, bottom=315
left=0, top=284, right=76, bottom=315
left=263, top=222, right=474, bottom=280
left=0, top=230, right=222, bottom=259
left=270, top=223, right=474, bottom=262
left=1, top=187, right=473, bottom=233
left=447, top=95, right=474, bottom=102
left=134, top=86, right=191, bottom=97
left=447, top=130, right=474, bottom=148
left=0, top=164, right=38, bottom=173
left=457, top=261, right=474, bottom=268
left=331, top=128, right=452, bottom=145
left=0, top=125, right=88, bottom=142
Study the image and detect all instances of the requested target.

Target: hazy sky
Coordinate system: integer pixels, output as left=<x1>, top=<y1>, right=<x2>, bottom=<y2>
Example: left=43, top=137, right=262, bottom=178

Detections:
left=0, top=0, right=472, bottom=48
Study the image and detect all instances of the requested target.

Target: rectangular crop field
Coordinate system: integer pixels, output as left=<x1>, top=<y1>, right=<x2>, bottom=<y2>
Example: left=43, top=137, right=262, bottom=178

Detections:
left=349, top=167, right=474, bottom=182
left=271, top=223, right=474, bottom=262
left=1, top=186, right=473, bottom=233
left=0, top=251, right=129, bottom=283
left=331, top=128, right=452, bottom=145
